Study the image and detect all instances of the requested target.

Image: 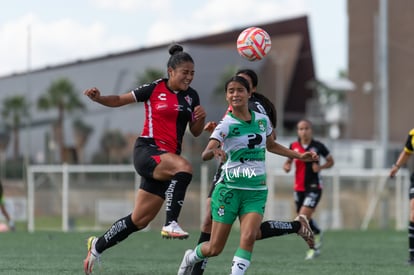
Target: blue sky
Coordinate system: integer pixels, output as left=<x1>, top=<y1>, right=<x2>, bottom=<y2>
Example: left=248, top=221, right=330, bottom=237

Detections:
left=0, top=0, right=347, bottom=80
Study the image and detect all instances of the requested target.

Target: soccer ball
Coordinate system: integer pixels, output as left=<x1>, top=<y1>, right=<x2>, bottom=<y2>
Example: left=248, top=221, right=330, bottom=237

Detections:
left=237, top=27, right=272, bottom=61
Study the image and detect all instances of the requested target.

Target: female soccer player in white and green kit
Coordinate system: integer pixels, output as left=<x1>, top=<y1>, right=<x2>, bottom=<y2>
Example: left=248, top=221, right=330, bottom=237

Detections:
left=178, top=76, right=318, bottom=275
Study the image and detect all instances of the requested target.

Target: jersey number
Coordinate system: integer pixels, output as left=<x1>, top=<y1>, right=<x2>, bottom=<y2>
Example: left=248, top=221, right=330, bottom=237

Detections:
left=247, top=134, right=262, bottom=149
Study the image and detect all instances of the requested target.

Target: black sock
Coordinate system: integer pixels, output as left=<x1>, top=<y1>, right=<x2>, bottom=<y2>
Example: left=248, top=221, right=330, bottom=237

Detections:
left=197, top=231, right=211, bottom=244
left=95, top=214, right=138, bottom=253
left=409, top=221, right=414, bottom=258
left=191, top=232, right=211, bottom=275
left=259, top=220, right=301, bottom=239
left=165, top=172, right=192, bottom=225
left=309, top=219, right=321, bottom=235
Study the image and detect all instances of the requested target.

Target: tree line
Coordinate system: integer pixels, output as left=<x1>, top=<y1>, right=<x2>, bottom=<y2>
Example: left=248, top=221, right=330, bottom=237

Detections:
left=0, top=68, right=166, bottom=179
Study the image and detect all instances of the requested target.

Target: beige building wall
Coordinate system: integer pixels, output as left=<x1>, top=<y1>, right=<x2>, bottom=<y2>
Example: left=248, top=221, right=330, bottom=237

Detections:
left=347, top=0, right=414, bottom=142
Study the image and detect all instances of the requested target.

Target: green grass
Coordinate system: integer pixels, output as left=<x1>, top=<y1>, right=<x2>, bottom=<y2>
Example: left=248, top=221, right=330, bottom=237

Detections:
left=0, top=229, right=411, bottom=274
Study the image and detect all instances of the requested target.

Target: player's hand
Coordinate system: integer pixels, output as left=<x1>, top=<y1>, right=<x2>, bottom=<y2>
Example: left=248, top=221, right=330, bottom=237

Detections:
left=300, top=151, right=319, bottom=162
left=312, top=162, right=321, bottom=173
left=192, top=105, right=206, bottom=121
left=83, top=87, right=101, bottom=101
left=389, top=165, right=399, bottom=178
left=283, top=162, right=291, bottom=173
left=203, top=121, right=217, bottom=133
left=212, top=148, right=226, bottom=162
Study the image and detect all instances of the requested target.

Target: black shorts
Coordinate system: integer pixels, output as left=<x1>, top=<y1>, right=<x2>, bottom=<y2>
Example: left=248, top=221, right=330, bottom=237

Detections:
left=294, top=189, right=322, bottom=212
left=409, top=173, right=414, bottom=200
left=133, top=137, right=170, bottom=199
left=140, top=177, right=170, bottom=199
left=207, top=163, right=224, bottom=198
left=133, top=137, right=167, bottom=179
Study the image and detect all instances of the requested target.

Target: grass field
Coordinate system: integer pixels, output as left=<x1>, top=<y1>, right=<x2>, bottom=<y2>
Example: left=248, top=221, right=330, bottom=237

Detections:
left=0, top=229, right=412, bottom=274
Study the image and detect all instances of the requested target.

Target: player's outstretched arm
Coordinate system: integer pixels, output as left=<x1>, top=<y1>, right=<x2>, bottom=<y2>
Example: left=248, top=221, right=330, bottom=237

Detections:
left=83, top=87, right=135, bottom=107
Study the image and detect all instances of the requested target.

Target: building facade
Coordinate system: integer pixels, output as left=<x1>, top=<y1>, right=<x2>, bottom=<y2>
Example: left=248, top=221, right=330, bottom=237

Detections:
left=0, top=16, right=316, bottom=164
left=347, top=0, right=414, bottom=143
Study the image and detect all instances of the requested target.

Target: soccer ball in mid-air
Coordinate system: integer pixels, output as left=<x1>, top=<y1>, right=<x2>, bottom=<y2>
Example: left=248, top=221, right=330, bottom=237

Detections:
left=236, top=27, right=272, bottom=61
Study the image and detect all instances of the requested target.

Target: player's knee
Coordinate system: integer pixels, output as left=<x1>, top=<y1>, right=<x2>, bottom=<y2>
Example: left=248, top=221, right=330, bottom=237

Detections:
left=240, top=232, right=257, bottom=246
left=178, top=162, right=192, bottom=174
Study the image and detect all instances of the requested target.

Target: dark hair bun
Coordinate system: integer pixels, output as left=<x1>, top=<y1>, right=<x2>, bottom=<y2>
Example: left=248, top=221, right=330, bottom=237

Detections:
left=169, top=44, right=184, bottom=55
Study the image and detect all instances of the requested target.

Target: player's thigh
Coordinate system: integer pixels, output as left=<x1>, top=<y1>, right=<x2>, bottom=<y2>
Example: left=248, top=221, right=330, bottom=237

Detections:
left=204, top=221, right=233, bottom=256
left=153, top=153, right=192, bottom=180
left=410, top=199, right=414, bottom=221
left=294, top=191, right=305, bottom=213
left=302, top=189, right=322, bottom=209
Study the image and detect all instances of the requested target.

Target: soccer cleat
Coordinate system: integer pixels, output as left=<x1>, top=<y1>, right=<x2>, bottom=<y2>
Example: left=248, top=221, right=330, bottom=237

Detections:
left=407, top=257, right=414, bottom=265
left=161, top=221, right=189, bottom=239
left=305, top=248, right=320, bottom=260
left=314, top=232, right=323, bottom=250
left=294, top=214, right=315, bottom=249
left=178, top=249, right=194, bottom=275
left=83, top=236, right=101, bottom=275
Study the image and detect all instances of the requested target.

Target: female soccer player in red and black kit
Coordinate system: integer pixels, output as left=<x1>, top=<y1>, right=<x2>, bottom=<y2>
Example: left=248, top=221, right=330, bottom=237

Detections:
left=82, top=44, right=206, bottom=275
left=389, top=128, right=414, bottom=265
left=283, top=119, right=334, bottom=260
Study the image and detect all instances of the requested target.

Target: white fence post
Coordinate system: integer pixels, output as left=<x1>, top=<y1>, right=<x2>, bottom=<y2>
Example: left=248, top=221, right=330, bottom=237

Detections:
left=331, top=169, right=341, bottom=229
left=62, top=163, right=69, bottom=232
left=27, top=166, right=35, bottom=233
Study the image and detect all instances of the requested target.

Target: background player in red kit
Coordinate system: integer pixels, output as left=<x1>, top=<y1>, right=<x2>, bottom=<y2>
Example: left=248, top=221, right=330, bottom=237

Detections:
left=283, top=119, right=334, bottom=260
left=82, top=44, right=206, bottom=275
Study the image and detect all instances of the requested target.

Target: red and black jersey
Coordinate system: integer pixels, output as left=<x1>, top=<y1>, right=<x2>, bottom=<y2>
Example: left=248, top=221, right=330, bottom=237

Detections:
left=132, top=78, right=200, bottom=155
left=289, top=139, right=330, bottom=191
left=248, top=93, right=277, bottom=128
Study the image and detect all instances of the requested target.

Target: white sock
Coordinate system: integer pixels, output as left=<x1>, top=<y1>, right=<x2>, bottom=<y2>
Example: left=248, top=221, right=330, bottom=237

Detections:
left=188, top=249, right=202, bottom=265
left=230, top=256, right=250, bottom=275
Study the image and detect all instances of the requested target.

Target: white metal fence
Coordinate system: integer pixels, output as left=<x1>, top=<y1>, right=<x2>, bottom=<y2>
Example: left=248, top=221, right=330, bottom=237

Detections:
left=264, top=168, right=411, bottom=230
left=27, top=164, right=411, bottom=232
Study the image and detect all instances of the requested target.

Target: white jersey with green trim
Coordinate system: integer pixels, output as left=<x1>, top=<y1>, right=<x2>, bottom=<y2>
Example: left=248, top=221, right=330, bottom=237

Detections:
left=210, top=110, right=273, bottom=190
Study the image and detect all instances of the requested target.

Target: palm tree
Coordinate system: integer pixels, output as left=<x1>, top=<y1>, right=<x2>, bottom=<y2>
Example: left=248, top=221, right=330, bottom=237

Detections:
left=0, top=124, right=10, bottom=179
left=1, top=95, right=29, bottom=160
left=101, top=130, right=127, bottom=164
left=135, top=68, right=164, bottom=87
left=72, top=119, right=93, bottom=164
left=90, top=130, right=127, bottom=164
left=213, top=66, right=238, bottom=97
left=37, top=78, right=85, bottom=163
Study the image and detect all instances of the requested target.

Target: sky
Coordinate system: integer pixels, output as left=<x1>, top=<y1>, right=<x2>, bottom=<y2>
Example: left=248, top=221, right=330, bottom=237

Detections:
left=0, top=0, right=347, bottom=80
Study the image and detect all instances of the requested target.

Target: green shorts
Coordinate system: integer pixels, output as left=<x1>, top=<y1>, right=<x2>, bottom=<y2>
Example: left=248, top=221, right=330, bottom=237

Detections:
left=211, top=183, right=268, bottom=224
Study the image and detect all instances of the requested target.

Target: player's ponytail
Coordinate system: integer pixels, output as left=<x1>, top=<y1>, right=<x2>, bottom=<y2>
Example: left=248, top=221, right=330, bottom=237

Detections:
left=253, top=92, right=277, bottom=128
